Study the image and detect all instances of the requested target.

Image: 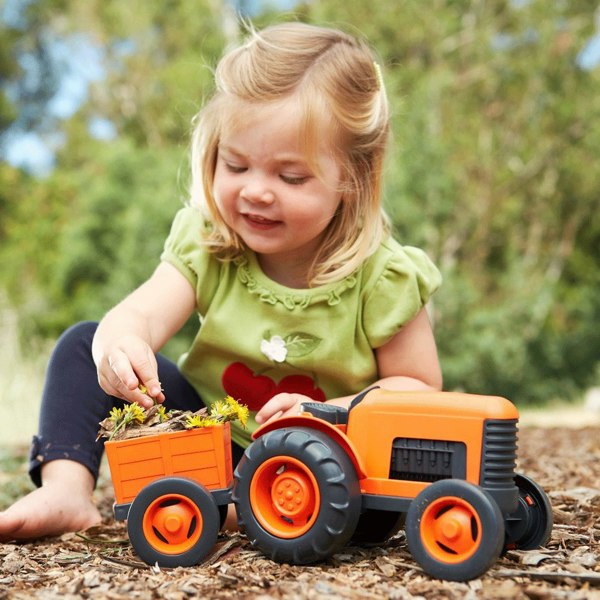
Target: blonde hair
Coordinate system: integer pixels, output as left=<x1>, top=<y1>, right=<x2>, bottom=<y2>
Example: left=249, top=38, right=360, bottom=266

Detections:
left=190, top=22, right=390, bottom=286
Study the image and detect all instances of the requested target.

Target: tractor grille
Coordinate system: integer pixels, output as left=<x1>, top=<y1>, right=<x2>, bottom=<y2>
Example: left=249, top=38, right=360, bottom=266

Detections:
left=390, top=438, right=466, bottom=482
left=480, top=419, right=518, bottom=490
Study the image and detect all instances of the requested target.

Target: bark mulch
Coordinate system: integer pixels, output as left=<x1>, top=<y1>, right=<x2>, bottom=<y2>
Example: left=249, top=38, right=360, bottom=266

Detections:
left=1, top=425, right=599, bottom=599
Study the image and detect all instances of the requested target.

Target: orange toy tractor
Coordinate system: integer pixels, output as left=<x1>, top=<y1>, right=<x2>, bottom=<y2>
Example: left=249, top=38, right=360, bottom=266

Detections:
left=105, top=388, right=552, bottom=581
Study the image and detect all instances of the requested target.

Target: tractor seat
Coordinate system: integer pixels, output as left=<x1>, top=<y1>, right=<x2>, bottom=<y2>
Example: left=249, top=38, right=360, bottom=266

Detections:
left=300, top=402, right=349, bottom=425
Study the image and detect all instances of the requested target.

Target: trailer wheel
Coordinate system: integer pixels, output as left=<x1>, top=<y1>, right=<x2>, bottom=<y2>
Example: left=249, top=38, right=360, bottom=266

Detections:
left=233, top=427, right=361, bottom=564
left=405, top=480, right=505, bottom=581
left=351, top=509, right=406, bottom=545
left=127, top=477, right=220, bottom=567
left=504, top=473, right=553, bottom=551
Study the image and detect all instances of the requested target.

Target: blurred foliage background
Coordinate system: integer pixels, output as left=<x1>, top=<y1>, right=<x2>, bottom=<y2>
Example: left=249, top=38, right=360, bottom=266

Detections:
left=1, top=0, right=598, bottom=406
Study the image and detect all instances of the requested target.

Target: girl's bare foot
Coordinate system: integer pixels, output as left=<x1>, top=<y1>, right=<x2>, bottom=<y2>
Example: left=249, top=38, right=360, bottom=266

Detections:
left=0, top=460, right=102, bottom=542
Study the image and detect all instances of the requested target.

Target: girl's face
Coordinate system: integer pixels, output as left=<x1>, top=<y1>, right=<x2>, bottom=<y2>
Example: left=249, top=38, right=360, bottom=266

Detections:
left=213, top=99, right=343, bottom=287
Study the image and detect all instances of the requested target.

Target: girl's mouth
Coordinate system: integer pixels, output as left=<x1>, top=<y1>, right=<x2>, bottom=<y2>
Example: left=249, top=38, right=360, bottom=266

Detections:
left=242, top=213, right=282, bottom=228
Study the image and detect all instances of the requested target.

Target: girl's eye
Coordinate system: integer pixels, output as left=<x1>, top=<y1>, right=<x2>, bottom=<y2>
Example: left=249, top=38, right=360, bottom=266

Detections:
left=225, top=163, right=247, bottom=174
left=280, top=174, right=309, bottom=185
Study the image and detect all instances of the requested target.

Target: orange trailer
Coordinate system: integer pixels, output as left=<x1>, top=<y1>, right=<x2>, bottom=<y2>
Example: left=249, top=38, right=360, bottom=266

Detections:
left=105, top=423, right=233, bottom=567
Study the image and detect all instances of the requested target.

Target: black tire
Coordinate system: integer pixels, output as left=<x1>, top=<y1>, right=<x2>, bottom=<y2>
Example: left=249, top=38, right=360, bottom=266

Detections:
left=232, top=427, right=361, bottom=564
left=405, top=479, right=505, bottom=581
left=351, top=509, right=406, bottom=545
left=504, top=473, right=553, bottom=551
left=127, top=477, right=220, bottom=567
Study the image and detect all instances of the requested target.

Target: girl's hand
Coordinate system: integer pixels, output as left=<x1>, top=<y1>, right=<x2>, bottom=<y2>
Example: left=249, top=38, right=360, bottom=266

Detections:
left=255, top=393, right=313, bottom=425
left=96, top=335, right=165, bottom=408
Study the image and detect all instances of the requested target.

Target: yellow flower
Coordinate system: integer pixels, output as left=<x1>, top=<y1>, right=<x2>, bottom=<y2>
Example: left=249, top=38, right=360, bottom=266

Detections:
left=204, top=396, right=249, bottom=428
left=210, top=400, right=230, bottom=419
left=157, top=405, right=170, bottom=422
left=185, top=414, right=220, bottom=429
left=107, top=403, right=146, bottom=440
left=125, top=403, right=146, bottom=424
left=237, top=406, right=249, bottom=428
left=226, top=396, right=249, bottom=428
left=109, top=407, right=124, bottom=424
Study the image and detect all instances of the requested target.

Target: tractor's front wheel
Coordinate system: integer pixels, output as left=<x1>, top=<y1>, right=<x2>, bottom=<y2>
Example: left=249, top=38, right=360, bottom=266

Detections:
left=405, top=480, right=505, bottom=581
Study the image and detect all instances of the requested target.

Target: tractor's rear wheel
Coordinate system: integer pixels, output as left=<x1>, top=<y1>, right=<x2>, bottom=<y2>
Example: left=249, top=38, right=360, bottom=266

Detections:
left=233, top=427, right=361, bottom=564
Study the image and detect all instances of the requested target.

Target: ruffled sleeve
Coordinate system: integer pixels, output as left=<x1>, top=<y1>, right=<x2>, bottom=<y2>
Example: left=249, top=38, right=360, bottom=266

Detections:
left=363, top=240, right=442, bottom=348
left=160, top=206, right=221, bottom=310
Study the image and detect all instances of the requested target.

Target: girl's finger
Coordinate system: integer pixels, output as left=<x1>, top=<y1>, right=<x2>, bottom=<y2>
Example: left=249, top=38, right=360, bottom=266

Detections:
left=136, top=381, right=165, bottom=405
left=256, top=393, right=300, bottom=424
left=130, top=356, right=162, bottom=399
left=107, top=351, right=138, bottom=390
left=100, top=365, right=151, bottom=406
left=97, top=372, right=127, bottom=402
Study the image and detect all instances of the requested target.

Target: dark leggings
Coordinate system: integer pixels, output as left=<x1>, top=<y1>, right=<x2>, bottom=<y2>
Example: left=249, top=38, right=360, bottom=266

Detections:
left=29, top=321, right=245, bottom=486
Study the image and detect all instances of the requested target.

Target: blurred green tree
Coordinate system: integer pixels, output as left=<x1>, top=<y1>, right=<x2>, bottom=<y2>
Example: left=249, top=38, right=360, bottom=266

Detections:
left=304, top=0, right=600, bottom=402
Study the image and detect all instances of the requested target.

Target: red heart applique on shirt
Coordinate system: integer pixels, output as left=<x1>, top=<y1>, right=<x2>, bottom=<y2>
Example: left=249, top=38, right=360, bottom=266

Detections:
left=221, top=362, right=276, bottom=412
left=222, top=362, right=325, bottom=411
left=274, top=374, right=326, bottom=402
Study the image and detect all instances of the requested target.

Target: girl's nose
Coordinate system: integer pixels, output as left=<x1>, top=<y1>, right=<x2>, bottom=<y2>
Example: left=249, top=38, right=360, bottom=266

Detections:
left=241, top=175, right=275, bottom=204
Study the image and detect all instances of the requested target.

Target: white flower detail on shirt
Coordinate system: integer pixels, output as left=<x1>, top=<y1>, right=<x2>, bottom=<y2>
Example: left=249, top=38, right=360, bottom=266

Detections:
left=260, top=335, right=288, bottom=363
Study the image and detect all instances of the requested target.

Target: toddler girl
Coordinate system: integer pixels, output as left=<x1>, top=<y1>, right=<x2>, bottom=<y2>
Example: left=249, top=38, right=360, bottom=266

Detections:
left=0, top=22, right=442, bottom=541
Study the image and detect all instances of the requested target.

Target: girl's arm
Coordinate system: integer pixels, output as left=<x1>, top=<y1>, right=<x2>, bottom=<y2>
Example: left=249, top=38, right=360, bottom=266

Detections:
left=372, top=306, right=443, bottom=391
left=256, top=307, right=442, bottom=423
left=92, top=262, right=196, bottom=407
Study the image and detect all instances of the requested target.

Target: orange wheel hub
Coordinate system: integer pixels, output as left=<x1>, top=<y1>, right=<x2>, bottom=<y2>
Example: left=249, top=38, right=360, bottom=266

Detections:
left=420, top=496, right=482, bottom=563
left=142, top=494, right=203, bottom=555
left=250, top=456, right=320, bottom=538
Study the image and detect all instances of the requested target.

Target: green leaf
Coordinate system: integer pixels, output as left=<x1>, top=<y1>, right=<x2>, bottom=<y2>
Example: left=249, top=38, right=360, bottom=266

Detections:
left=283, top=333, right=322, bottom=358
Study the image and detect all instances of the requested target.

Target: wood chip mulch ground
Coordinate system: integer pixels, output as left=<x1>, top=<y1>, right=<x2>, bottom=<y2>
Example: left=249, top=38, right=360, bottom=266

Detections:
left=1, top=425, right=599, bottom=599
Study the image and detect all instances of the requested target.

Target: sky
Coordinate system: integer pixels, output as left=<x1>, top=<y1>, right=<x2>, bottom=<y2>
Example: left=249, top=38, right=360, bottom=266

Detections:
left=1, top=0, right=298, bottom=175
left=2, top=31, right=107, bottom=175
left=2, top=0, right=600, bottom=176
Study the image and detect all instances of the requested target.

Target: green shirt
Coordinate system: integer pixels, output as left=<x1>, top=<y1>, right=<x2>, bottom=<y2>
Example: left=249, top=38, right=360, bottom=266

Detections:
left=160, top=206, right=442, bottom=447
